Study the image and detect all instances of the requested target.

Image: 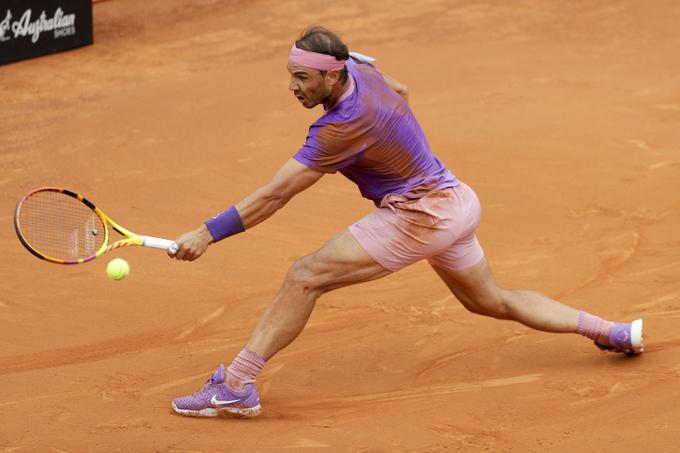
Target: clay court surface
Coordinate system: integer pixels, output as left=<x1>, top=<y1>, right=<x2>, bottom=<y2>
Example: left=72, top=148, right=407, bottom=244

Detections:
left=2, top=0, right=680, bottom=451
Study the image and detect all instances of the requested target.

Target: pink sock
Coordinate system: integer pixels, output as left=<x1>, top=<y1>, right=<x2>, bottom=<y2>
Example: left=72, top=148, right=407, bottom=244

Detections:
left=225, top=348, right=266, bottom=391
left=577, top=311, right=613, bottom=344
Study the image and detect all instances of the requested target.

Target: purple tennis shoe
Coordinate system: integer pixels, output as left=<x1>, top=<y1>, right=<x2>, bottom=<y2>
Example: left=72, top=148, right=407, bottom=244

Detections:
left=595, top=319, right=644, bottom=356
left=172, top=364, right=261, bottom=418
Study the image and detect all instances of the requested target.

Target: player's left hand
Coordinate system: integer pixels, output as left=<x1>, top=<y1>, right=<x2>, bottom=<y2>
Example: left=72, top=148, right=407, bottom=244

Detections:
left=170, top=224, right=214, bottom=261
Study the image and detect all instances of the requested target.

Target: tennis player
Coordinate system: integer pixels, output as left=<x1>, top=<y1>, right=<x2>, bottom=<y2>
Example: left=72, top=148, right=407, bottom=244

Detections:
left=169, top=26, right=643, bottom=418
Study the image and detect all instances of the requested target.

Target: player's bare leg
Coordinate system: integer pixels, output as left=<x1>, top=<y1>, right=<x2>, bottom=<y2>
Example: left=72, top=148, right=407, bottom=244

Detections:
left=246, top=229, right=391, bottom=360
left=431, top=257, right=579, bottom=332
left=172, top=229, right=390, bottom=417
left=431, top=257, right=642, bottom=354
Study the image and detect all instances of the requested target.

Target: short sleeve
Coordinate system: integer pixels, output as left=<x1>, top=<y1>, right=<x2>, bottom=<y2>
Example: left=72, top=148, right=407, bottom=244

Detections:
left=293, top=122, right=364, bottom=173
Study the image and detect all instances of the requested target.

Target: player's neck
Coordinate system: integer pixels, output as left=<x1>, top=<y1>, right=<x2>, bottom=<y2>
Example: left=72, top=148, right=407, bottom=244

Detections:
left=322, top=77, right=351, bottom=111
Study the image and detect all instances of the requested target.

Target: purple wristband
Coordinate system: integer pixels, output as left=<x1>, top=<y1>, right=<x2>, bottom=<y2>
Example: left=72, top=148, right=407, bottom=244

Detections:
left=204, top=206, right=245, bottom=242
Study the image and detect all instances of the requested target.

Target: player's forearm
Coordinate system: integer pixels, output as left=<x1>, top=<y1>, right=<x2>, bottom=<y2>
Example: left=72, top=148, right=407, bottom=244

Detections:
left=203, top=159, right=321, bottom=244
left=235, top=185, right=289, bottom=229
left=202, top=184, right=290, bottom=244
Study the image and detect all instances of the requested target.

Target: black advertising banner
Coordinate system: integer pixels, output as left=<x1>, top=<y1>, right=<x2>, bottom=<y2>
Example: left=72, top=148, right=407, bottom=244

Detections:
left=0, top=0, right=93, bottom=65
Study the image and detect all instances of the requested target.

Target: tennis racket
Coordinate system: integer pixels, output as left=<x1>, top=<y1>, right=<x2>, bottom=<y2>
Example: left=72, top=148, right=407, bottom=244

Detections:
left=14, top=187, right=178, bottom=264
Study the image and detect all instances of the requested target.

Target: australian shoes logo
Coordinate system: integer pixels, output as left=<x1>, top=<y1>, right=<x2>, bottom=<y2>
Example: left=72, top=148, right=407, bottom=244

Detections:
left=0, top=8, right=76, bottom=44
left=0, top=11, right=11, bottom=42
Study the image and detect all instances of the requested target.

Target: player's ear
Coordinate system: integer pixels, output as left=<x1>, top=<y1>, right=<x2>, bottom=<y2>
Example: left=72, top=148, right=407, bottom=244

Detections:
left=325, top=69, right=341, bottom=86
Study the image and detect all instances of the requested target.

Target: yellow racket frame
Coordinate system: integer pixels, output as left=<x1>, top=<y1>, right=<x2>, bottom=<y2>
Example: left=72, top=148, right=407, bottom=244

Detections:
left=14, top=187, right=175, bottom=265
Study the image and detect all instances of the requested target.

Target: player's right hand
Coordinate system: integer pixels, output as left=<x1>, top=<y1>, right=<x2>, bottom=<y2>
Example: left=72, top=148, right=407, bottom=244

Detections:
left=169, top=224, right=214, bottom=261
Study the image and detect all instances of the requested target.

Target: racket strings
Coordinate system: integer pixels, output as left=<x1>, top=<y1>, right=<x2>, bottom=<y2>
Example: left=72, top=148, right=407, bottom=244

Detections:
left=17, top=190, right=106, bottom=260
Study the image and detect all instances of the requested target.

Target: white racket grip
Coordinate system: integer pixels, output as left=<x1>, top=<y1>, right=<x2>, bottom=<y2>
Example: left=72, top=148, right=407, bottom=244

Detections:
left=142, top=236, right=179, bottom=255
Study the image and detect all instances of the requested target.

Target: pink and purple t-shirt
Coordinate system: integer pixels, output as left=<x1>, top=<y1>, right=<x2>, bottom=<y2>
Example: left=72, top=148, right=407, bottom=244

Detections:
left=293, top=58, right=458, bottom=207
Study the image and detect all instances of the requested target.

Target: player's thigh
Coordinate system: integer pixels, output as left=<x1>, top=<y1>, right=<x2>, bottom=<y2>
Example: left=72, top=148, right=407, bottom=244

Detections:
left=293, top=229, right=391, bottom=292
left=430, top=257, right=503, bottom=313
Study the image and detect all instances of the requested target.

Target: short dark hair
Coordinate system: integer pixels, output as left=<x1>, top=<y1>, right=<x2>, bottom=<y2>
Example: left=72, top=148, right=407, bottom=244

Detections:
left=295, top=26, right=349, bottom=82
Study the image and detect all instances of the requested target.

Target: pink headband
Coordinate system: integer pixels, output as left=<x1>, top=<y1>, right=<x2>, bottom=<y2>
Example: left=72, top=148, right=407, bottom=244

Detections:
left=289, top=44, right=346, bottom=71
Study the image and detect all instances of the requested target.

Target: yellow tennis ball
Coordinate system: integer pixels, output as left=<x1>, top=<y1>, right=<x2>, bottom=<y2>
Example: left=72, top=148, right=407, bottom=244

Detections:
left=106, top=258, right=130, bottom=281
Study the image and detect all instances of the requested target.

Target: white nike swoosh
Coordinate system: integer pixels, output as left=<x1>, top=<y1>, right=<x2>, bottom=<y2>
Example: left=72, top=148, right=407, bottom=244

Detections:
left=211, top=395, right=240, bottom=406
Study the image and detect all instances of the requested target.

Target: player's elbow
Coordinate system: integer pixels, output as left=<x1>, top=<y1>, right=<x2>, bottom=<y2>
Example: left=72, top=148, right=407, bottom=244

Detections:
left=397, top=84, right=409, bottom=101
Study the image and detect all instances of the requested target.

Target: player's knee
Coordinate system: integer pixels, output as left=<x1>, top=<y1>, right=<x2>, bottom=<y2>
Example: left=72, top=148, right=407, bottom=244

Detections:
left=463, top=290, right=511, bottom=319
left=285, top=256, right=326, bottom=295
left=489, top=289, right=513, bottom=319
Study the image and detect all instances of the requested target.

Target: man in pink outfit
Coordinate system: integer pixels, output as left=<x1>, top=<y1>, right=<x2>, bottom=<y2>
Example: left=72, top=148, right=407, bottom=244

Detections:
left=169, top=26, right=643, bottom=418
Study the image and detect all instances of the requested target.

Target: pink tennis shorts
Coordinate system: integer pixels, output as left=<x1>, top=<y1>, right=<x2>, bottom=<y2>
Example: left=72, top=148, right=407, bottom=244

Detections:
left=349, top=182, right=484, bottom=272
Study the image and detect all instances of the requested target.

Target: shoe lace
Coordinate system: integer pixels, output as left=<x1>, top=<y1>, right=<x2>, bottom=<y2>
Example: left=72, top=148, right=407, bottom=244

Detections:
left=192, top=377, right=220, bottom=398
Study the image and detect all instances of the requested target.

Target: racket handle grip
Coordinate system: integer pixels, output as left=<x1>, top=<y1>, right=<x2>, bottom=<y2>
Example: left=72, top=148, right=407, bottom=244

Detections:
left=142, top=236, right=179, bottom=255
